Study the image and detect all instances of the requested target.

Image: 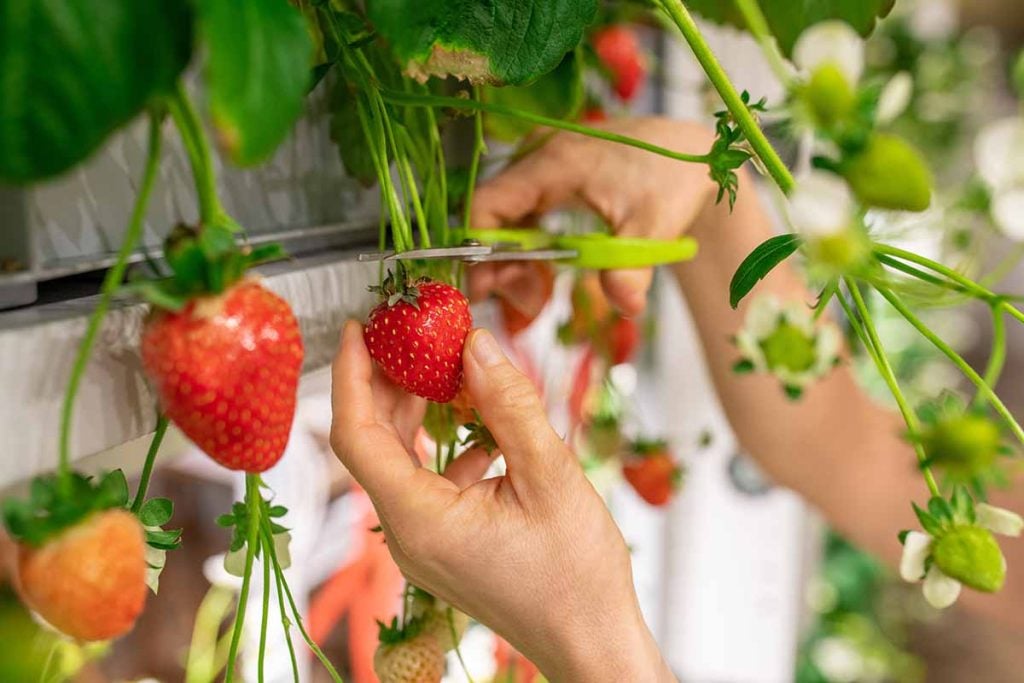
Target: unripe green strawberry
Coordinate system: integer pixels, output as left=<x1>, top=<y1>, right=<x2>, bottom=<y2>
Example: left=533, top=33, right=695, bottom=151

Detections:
left=921, top=413, right=1002, bottom=480
left=842, top=134, right=933, bottom=212
left=802, top=63, right=856, bottom=129
left=374, top=617, right=446, bottom=683
left=932, top=526, right=1006, bottom=593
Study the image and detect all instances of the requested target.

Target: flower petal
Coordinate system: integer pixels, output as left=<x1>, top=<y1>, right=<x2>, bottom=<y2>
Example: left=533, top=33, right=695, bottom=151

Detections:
left=793, top=21, right=865, bottom=85
left=814, top=325, right=842, bottom=372
left=899, top=531, right=932, bottom=582
left=974, top=117, right=1024, bottom=191
left=976, top=503, right=1024, bottom=537
left=735, top=331, right=768, bottom=370
left=922, top=565, right=962, bottom=609
left=744, top=295, right=781, bottom=340
left=274, top=532, right=293, bottom=570
left=224, top=547, right=247, bottom=578
left=876, top=72, right=913, bottom=125
left=788, top=171, right=854, bottom=238
left=992, top=188, right=1024, bottom=241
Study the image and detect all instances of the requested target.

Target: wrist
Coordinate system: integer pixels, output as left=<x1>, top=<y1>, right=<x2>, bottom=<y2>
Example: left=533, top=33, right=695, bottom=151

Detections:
left=538, top=606, right=674, bottom=682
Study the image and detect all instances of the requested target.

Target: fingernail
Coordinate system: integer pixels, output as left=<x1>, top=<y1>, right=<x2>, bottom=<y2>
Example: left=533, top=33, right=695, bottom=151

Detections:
left=470, top=329, right=505, bottom=367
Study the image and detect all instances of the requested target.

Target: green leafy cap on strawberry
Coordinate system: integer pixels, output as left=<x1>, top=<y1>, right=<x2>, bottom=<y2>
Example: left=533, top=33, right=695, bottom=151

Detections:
left=130, top=222, right=287, bottom=311
left=377, top=615, right=425, bottom=645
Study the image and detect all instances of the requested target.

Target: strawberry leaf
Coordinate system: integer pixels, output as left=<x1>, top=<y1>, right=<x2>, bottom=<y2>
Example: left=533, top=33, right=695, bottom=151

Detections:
left=138, top=498, right=174, bottom=527
left=729, top=234, right=803, bottom=309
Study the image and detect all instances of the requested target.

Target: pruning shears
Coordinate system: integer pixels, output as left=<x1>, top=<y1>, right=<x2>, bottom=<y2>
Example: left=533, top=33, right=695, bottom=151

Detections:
left=357, top=228, right=698, bottom=269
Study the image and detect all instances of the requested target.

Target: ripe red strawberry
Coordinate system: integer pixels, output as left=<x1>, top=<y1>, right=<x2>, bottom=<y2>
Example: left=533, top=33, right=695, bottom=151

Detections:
left=142, top=279, right=304, bottom=472
left=622, top=441, right=682, bottom=507
left=374, top=617, right=446, bottom=683
left=17, top=509, right=147, bottom=641
left=609, top=315, right=640, bottom=365
left=582, top=106, right=607, bottom=123
left=593, top=25, right=647, bottom=102
left=365, top=275, right=472, bottom=403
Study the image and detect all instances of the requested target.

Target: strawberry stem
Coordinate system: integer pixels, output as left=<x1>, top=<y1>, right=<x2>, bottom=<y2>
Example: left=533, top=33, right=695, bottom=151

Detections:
left=463, top=85, right=487, bottom=233
left=224, top=474, right=262, bottom=682
left=130, top=414, right=169, bottom=513
left=269, top=532, right=301, bottom=683
left=57, top=112, right=164, bottom=493
left=258, top=534, right=272, bottom=683
left=168, top=83, right=220, bottom=227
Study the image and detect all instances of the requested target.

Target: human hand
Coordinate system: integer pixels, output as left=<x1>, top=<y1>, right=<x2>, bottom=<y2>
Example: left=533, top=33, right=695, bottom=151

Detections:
left=469, top=117, right=717, bottom=317
left=330, top=321, right=673, bottom=682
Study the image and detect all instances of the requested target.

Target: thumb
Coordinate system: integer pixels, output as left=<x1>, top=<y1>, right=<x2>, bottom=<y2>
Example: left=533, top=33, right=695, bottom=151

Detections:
left=462, top=329, right=575, bottom=491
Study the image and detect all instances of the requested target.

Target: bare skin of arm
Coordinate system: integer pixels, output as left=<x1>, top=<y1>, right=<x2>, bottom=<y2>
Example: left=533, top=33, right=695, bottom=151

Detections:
left=469, top=117, right=1024, bottom=632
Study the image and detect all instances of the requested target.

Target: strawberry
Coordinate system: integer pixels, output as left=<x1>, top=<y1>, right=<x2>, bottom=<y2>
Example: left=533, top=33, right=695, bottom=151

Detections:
left=409, top=588, right=469, bottom=652
left=365, top=273, right=472, bottom=403
left=608, top=315, right=640, bottom=365
left=582, top=106, right=608, bottom=123
left=374, top=617, right=446, bottom=683
left=593, top=25, right=647, bottom=102
left=142, top=279, right=303, bottom=472
left=622, top=440, right=682, bottom=507
left=17, top=509, right=147, bottom=641
left=559, top=274, right=612, bottom=346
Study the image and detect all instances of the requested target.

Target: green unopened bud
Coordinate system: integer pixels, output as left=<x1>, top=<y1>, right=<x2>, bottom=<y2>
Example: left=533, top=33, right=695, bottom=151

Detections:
left=932, top=526, right=1006, bottom=593
left=802, top=63, right=857, bottom=129
left=759, top=323, right=816, bottom=373
left=842, top=134, right=933, bottom=212
left=921, top=413, right=1002, bottom=479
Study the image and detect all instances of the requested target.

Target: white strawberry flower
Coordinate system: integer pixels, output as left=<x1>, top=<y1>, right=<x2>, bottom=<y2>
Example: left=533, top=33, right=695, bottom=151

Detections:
left=973, top=116, right=1024, bottom=239
left=900, top=503, right=1022, bottom=609
left=733, top=295, right=841, bottom=399
left=793, top=21, right=865, bottom=86
left=788, top=171, right=855, bottom=238
left=876, top=71, right=914, bottom=125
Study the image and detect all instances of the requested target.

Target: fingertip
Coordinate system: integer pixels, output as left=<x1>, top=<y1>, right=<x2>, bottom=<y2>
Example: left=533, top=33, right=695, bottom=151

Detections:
left=600, top=269, right=650, bottom=317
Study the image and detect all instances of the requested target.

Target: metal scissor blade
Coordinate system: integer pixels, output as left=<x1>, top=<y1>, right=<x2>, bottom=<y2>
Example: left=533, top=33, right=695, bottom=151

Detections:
left=462, top=248, right=578, bottom=262
left=357, top=245, right=494, bottom=262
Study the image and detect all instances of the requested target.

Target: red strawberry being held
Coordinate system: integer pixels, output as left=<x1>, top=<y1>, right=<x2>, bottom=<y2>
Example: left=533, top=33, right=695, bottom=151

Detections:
left=142, top=279, right=304, bottom=472
left=17, top=509, right=147, bottom=641
left=365, top=273, right=472, bottom=403
left=622, top=440, right=683, bottom=507
left=593, top=25, right=647, bottom=102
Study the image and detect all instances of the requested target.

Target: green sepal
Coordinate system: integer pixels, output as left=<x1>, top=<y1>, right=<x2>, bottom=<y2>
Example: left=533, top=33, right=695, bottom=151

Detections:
left=630, top=438, right=669, bottom=457
left=139, top=498, right=174, bottom=527
left=461, top=422, right=498, bottom=454
left=912, top=502, right=943, bottom=537
left=732, top=359, right=756, bottom=374
left=145, top=528, right=183, bottom=551
left=377, top=615, right=425, bottom=645
left=3, top=470, right=131, bottom=547
left=928, top=496, right=954, bottom=524
left=784, top=385, right=804, bottom=401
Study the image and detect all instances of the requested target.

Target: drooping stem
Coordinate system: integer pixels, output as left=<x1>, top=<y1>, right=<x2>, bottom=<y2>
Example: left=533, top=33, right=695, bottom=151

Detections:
left=464, top=85, right=487, bottom=232
left=58, top=112, right=164, bottom=493
left=732, top=0, right=795, bottom=86
left=224, top=474, right=262, bottom=682
left=875, top=253, right=974, bottom=299
left=258, top=536, right=271, bottom=683
left=975, top=306, right=1007, bottom=410
left=844, top=280, right=941, bottom=497
left=876, top=286, right=1024, bottom=446
left=655, top=0, right=796, bottom=193
left=271, top=536, right=301, bottom=683
left=872, top=243, right=997, bottom=302
left=168, top=83, right=220, bottom=226
left=380, top=90, right=711, bottom=165
left=261, top=518, right=344, bottom=683
left=130, top=414, right=170, bottom=513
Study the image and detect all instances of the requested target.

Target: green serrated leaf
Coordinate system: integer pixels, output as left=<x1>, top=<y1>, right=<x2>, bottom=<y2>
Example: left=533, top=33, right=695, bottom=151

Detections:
left=685, top=0, right=894, bottom=56
left=483, top=49, right=584, bottom=141
left=0, top=0, right=193, bottom=183
left=139, top=498, right=174, bottom=527
left=199, top=0, right=314, bottom=165
left=366, top=0, right=597, bottom=85
left=729, top=234, right=803, bottom=309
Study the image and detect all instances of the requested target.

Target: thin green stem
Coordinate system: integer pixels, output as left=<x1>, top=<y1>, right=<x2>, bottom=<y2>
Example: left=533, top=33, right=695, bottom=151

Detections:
left=258, top=535, right=271, bottom=683
left=656, top=0, right=795, bottom=193
left=876, top=286, right=1024, bottom=446
left=262, top=519, right=344, bottom=683
left=380, top=90, right=711, bottom=165
left=975, top=306, right=1007, bottom=409
left=875, top=253, right=973, bottom=298
left=58, top=113, right=163, bottom=492
left=872, top=243, right=994, bottom=301
left=464, top=86, right=487, bottom=232
left=732, top=0, right=795, bottom=86
left=130, top=414, right=169, bottom=513
left=168, top=84, right=219, bottom=226
left=225, top=475, right=262, bottom=682
left=845, top=280, right=941, bottom=497
left=448, top=607, right=474, bottom=683
left=271, top=538, right=301, bottom=683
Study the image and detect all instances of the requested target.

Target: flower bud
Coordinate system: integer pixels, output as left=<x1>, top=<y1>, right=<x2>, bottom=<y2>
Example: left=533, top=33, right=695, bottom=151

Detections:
left=932, top=526, right=1006, bottom=593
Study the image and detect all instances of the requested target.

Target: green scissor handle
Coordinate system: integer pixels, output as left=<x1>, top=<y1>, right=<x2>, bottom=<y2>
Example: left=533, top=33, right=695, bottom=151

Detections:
left=457, top=229, right=699, bottom=269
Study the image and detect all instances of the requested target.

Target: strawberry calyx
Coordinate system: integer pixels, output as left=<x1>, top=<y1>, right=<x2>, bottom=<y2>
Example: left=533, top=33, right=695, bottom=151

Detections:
left=368, top=269, right=426, bottom=309
left=461, top=419, right=498, bottom=454
left=2, top=471, right=180, bottom=553
left=129, top=222, right=287, bottom=312
left=377, top=615, right=425, bottom=646
left=629, top=438, right=669, bottom=457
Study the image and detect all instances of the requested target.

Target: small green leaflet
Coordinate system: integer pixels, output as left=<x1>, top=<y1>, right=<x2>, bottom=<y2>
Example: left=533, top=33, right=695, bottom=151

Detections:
left=0, top=0, right=192, bottom=183
left=684, top=0, right=895, bottom=56
left=366, top=0, right=598, bottom=85
left=729, top=234, right=803, bottom=309
left=198, top=0, right=314, bottom=165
